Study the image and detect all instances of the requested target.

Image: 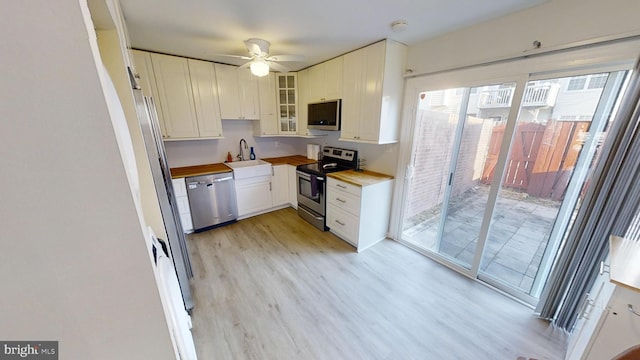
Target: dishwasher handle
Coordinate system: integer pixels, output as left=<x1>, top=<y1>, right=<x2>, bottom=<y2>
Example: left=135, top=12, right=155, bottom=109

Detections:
left=212, top=176, right=233, bottom=183
left=187, top=176, right=233, bottom=187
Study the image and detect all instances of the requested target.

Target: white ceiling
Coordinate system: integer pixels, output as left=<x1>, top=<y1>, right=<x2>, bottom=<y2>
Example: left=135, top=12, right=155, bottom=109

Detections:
left=119, top=0, right=548, bottom=71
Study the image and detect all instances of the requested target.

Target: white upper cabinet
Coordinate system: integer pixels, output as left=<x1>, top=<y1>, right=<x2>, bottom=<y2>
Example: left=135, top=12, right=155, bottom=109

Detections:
left=238, top=68, right=260, bottom=120
left=296, top=68, right=311, bottom=136
left=150, top=53, right=200, bottom=139
left=276, top=73, right=298, bottom=134
left=255, top=72, right=279, bottom=136
left=131, top=50, right=167, bottom=137
left=340, top=40, right=407, bottom=144
left=132, top=50, right=223, bottom=140
left=296, top=68, right=326, bottom=137
left=214, top=63, right=241, bottom=119
left=216, top=63, right=260, bottom=120
left=308, top=56, right=343, bottom=102
left=187, top=59, right=223, bottom=138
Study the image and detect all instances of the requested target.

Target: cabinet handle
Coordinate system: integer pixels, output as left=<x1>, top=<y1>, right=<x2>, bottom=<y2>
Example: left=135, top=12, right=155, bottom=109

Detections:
left=336, top=184, right=347, bottom=189
left=336, top=198, right=346, bottom=203
left=335, top=219, right=345, bottom=226
left=599, top=261, right=610, bottom=275
left=578, top=293, right=595, bottom=320
left=629, top=304, right=640, bottom=317
left=269, top=182, right=272, bottom=191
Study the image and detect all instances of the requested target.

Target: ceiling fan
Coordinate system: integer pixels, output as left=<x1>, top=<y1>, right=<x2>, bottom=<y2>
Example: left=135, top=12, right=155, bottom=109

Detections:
left=215, top=38, right=305, bottom=77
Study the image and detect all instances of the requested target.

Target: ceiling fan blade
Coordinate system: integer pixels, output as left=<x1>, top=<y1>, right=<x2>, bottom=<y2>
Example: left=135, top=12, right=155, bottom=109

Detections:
left=209, top=54, right=253, bottom=60
left=266, top=54, right=305, bottom=62
left=268, top=62, right=290, bottom=73
left=238, top=61, right=252, bottom=69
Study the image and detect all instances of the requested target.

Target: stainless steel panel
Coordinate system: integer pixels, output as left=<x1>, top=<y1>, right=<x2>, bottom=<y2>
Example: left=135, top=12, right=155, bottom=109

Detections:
left=296, top=171, right=325, bottom=215
left=186, top=173, right=237, bottom=231
left=132, top=83, right=194, bottom=311
left=298, top=205, right=326, bottom=231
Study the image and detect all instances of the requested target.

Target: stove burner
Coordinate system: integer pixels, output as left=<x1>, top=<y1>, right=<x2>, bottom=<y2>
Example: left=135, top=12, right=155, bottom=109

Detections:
left=296, top=146, right=358, bottom=176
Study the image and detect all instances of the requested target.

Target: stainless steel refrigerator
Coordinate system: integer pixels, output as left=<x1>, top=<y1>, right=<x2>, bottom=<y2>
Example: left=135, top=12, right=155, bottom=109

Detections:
left=128, top=67, right=194, bottom=311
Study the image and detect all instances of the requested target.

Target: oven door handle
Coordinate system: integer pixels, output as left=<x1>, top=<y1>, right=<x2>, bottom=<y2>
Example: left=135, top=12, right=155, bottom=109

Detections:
left=296, top=171, right=324, bottom=182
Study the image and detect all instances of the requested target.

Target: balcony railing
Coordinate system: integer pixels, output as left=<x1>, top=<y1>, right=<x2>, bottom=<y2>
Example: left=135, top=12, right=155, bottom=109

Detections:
left=477, top=84, right=560, bottom=109
left=478, top=88, right=514, bottom=108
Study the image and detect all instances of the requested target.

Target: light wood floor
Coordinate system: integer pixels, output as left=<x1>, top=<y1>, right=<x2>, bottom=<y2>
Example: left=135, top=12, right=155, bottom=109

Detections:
left=186, top=208, right=566, bottom=360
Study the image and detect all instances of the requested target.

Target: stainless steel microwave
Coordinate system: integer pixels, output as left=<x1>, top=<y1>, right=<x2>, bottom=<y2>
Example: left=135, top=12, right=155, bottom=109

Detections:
left=307, top=99, right=341, bottom=131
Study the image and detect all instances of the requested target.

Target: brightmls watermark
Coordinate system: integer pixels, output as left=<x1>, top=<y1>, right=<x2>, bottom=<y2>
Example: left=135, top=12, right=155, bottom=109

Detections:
left=0, top=342, right=57, bottom=359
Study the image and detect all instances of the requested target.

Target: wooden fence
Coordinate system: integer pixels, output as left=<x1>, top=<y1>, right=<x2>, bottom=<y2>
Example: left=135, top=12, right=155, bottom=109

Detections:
left=481, top=120, right=590, bottom=200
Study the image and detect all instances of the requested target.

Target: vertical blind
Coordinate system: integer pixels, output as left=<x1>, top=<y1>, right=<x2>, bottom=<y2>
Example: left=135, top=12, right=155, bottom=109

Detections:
left=536, top=56, right=640, bottom=330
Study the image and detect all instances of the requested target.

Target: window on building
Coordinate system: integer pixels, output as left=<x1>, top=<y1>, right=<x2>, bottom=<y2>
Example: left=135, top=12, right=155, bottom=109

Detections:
left=567, top=77, right=587, bottom=91
left=587, top=74, right=608, bottom=89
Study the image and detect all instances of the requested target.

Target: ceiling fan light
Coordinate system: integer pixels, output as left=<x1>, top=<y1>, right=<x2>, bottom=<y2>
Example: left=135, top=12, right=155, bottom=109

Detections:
left=250, top=60, right=269, bottom=77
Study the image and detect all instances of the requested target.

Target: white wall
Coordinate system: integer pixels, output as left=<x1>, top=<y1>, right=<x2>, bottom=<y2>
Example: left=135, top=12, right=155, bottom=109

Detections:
left=407, top=0, right=640, bottom=76
left=0, top=1, right=175, bottom=358
left=165, top=122, right=399, bottom=175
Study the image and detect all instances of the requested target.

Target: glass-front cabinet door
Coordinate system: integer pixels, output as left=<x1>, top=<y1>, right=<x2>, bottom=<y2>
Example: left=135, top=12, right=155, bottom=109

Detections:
left=276, top=74, right=298, bottom=134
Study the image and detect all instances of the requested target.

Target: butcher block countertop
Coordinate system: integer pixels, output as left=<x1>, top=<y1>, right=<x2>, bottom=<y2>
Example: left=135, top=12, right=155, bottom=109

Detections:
left=609, top=235, right=640, bottom=292
left=327, top=169, right=394, bottom=187
left=261, top=155, right=316, bottom=166
left=170, top=163, right=232, bottom=178
left=171, top=155, right=316, bottom=178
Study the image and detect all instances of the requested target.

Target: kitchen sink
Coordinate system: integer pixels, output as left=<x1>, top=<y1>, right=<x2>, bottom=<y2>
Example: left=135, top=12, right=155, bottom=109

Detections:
left=225, top=159, right=272, bottom=179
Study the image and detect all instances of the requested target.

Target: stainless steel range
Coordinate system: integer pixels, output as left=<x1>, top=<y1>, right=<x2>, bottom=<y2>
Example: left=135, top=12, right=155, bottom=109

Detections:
left=296, top=146, right=358, bottom=230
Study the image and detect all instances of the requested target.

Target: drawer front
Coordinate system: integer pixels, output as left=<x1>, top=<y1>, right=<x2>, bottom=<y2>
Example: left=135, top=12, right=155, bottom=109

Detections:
left=179, top=212, right=193, bottom=233
left=327, top=204, right=358, bottom=245
left=176, top=196, right=191, bottom=215
left=327, top=188, right=360, bottom=216
left=172, top=178, right=187, bottom=197
left=328, top=177, right=361, bottom=197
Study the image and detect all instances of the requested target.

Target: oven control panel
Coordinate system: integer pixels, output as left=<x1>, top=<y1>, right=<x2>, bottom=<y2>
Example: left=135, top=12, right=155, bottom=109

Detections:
left=322, top=146, right=356, bottom=161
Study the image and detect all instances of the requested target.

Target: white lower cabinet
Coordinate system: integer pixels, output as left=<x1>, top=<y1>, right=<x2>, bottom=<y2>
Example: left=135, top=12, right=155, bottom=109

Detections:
left=287, top=165, right=298, bottom=209
left=585, top=286, right=640, bottom=359
left=271, top=165, right=289, bottom=207
left=171, top=178, right=193, bottom=233
left=232, top=163, right=301, bottom=220
left=566, top=236, right=640, bottom=360
left=234, top=176, right=272, bottom=218
left=326, top=176, right=393, bottom=252
left=568, top=284, right=640, bottom=360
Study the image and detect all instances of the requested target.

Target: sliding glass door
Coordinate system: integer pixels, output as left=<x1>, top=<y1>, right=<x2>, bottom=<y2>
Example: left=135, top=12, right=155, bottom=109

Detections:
left=400, top=70, right=630, bottom=303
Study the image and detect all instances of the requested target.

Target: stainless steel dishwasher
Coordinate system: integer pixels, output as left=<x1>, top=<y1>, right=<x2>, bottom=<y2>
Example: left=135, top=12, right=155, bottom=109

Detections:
left=186, top=172, right=237, bottom=231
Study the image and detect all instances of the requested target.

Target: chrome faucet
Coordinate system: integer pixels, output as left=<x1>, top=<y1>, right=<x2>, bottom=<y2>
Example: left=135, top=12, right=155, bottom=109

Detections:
left=238, top=138, right=248, bottom=161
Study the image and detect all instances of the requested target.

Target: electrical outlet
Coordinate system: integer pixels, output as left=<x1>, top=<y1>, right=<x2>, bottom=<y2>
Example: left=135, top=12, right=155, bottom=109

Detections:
left=274, top=141, right=280, bottom=148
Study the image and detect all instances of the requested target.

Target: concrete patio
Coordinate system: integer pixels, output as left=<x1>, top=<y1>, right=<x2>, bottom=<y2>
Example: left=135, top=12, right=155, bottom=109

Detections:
left=402, top=185, right=560, bottom=295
